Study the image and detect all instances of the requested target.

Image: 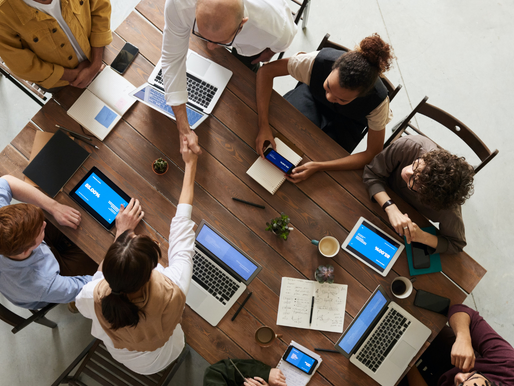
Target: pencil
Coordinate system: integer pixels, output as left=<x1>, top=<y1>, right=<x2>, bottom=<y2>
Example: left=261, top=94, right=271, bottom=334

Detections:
left=309, top=296, right=314, bottom=325
left=231, top=292, right=253, bottom=321
left=55, top=124, right=93, bottom=141
left=232, top=197, right=265, bottom=209
left=314, top=348, right=340, bottom=353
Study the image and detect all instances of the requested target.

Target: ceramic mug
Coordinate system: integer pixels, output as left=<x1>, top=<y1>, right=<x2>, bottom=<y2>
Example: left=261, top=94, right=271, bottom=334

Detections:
left=390, top=276, right=416, bottom=299
left=255, top=326, right=282, bottom=347
left=311, top=236, right=340, bottom=258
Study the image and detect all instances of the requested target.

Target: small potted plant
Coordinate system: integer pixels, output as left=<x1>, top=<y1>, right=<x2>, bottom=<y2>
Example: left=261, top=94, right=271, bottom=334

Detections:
left=152, top=157, right=169, bottom=175
left=265, top=212, right=292, bottom=240
left=315, top=265, right=335, bottom=284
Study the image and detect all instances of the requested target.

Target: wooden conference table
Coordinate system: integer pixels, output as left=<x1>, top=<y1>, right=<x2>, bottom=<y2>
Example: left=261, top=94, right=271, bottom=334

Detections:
left=0, top=1, right=486, bottom=384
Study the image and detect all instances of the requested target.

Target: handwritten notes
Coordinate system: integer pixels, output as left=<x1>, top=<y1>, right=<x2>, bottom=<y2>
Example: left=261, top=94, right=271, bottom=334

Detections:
left=277, top=277, right=347, bottom=333
left=276, top=341, right=322, bottom=386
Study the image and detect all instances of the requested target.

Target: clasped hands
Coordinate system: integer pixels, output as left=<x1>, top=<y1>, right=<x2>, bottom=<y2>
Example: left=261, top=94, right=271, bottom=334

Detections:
left=385, top=205, right=424, bottom=244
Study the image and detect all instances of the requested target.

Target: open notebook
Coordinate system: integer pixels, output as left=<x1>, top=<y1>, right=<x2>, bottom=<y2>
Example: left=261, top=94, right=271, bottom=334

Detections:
left=246, top=138, right=303, bottom=194
left=67, top=66, right=136, bottom=141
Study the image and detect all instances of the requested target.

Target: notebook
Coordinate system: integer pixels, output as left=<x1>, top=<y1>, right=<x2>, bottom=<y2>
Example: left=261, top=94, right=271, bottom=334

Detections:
left=247, top=138, right=303, bottom=194
left=277, top=277, right=347, bottom=333
left=67, top=66, right=136, bottom=141
left=23, top=130, right=90, bottom=198
left=186, top=220, right=262, bottom=326
left=335, top=285, right=431, bottom=386
left=276, top=341, right=322, bottom=386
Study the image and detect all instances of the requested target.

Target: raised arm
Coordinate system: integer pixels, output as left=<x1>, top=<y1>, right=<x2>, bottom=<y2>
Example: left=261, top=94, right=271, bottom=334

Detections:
left=179, top=137, right=198, bottom=205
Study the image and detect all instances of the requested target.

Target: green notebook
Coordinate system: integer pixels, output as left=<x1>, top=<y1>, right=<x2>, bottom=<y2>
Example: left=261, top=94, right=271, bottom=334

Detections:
left=404, top=226, right=441, bottom=276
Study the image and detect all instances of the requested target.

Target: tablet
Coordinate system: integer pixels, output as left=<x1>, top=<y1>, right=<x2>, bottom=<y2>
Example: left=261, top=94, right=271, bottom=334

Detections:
left=342, top=217, right=404, bottom=277
left=70, top=167, right=131, bottom=230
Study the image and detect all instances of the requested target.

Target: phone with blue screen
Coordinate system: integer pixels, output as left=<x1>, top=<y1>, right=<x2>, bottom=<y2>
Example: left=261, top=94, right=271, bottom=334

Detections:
left=283, top=346, right=318, bottom=375
left=264, top=148, right=294, bottom=174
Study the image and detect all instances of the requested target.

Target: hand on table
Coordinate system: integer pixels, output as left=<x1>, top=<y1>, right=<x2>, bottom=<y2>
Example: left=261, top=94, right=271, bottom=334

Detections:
left=268, top=369, right=287, bottom=386
left=52, top=202, right=81, bottom=229
left=255, top=126, right=276, bottom=158
left=70, top=61, right=104, bottom=88
left=285, top=162, right=318, bottom=183
left=451, top=335, right=475, bottom=372
left=115, top=198, right=144, bottom=238
left=180, top=130, right=202, bottom=155
left=251, top=48, right=276, bottom=64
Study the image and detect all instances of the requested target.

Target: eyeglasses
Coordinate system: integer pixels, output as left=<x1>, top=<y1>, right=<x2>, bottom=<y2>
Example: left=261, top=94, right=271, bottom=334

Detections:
left=457, top=371, right=487, bottom=386
left=192, top=18, right=243, bottom=47
left=408, top=157, right=422, bottom=192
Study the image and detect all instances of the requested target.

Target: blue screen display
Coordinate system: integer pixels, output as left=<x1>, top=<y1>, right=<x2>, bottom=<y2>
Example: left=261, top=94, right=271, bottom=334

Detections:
left=347, top=222, right=400, bottom=272
left=338, top=290, right=388, bottom=354
left=285, top=347, right=316, bottom=373
left=133, top=85, right=204, bottom=126
left=196, top=225, right=258, bottom=281
left=75, top=172, right=129, bottom=224
left=265, top=149, right=294, bottom=173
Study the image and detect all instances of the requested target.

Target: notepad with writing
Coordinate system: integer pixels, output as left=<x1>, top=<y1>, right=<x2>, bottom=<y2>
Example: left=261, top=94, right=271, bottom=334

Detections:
left=277, top=277, right=348, bottom=333
left=67, top=66, right=136, bottom=141
left=276, top=341, right=322, bottom=386
left=246, top=138, right=302, bottom=194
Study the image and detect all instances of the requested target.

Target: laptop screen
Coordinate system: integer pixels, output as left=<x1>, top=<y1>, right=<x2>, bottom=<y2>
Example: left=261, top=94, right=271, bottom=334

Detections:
left=337, top=289, right=388, bottom=355
left=196, top=225, right=259, bottom=281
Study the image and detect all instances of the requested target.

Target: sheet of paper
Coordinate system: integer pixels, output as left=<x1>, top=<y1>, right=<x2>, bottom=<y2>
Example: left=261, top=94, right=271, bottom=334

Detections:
left=276, top=341, right=322, bottom=386
left=311, top=283, right=347, bottom=333
left=87, top=66, right=136, bottom=115
left=277, top=277, right=314, bottom=329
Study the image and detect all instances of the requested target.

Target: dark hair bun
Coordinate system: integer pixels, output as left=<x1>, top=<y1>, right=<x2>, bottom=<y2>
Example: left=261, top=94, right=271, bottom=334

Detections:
left=359, top=33, right=394, bottom=75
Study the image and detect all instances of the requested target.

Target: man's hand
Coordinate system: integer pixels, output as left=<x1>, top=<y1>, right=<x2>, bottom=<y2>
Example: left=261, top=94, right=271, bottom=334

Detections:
left=115, top=198, right=144, bottom=238
left=286, top=162, right=319, bottom=183
left=385, top=205, right=413, bottom=240
left=268, top=369, right=287, bottom=386
left=255, top=125, right=276, bottom=158
left=251, top=48, right=276, bottom=64
left=180, top=131, right=202, bottom=155
left=52, top=202, right=81, bottom=229
left=181, top=137, right=198, bottom=165
left=70, top=61, right=104, bottom=88
left=451, top=335, right=476, bottom=372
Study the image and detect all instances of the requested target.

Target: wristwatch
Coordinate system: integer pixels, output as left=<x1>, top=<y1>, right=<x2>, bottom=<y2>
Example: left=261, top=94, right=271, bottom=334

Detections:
left=382, top=200, right=395, bottom=211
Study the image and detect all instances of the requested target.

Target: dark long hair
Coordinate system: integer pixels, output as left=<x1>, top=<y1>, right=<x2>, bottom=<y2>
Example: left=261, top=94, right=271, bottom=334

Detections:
left=101, top=231, right=160, bottom=330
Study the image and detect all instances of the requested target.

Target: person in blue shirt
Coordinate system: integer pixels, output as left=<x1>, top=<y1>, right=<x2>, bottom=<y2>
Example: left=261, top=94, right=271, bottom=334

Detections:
left=0, top=175, right=105, bottom=309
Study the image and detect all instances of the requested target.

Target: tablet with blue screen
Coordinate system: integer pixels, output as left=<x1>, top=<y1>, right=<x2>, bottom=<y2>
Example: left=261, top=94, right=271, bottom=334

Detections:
left=70, top=167, right=131, bottom=230
left=342, top=217, right=404, bottom=277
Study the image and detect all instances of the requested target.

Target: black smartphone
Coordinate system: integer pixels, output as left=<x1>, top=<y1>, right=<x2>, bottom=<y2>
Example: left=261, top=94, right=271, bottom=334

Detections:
left=283, top=346, right=318, bottom=375
left=264, top=148, right=294, bottom=174
left=414, top=289, right=451, bottom=316
left=111, top=42, right=139, bottom=75
left=412, top=242, right=431, bottom=269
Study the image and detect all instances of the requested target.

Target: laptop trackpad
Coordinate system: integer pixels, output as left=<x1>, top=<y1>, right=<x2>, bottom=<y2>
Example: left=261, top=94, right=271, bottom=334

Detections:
left=187, top=54, right=210, bottom=76
left=390, top=341, right=416, bottom=368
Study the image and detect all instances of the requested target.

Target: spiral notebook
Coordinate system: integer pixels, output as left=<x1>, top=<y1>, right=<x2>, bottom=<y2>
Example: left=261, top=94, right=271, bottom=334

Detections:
left=246, top=138, right=302, bottom=194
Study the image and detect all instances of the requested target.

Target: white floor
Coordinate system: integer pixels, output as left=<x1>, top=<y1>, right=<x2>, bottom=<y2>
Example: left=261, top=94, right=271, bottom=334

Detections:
left=1, top=0, right=513, bottom=384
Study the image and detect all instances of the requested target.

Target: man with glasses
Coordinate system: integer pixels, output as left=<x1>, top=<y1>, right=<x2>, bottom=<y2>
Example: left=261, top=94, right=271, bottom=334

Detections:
left=362, top=136, right=475, bottom=254
left=402, top=304, right=513, bottom=386
left=161, top=0, right=297, bottom=155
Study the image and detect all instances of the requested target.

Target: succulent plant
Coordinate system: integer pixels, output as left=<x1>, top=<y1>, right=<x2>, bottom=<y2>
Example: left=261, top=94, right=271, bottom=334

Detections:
left=315, top=265, right=335, bottom=284
left=265, top=212, right=291, bottom=240
left=153, top=158, right=168, bottom=174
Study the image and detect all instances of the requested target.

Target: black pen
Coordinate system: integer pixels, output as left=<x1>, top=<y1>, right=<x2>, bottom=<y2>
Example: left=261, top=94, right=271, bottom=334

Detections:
left=231, top=292, right=252, bottom=321
left=314, top=348, right=340, bottom=354
left=73, top=135, right=100, bottom=150
left=55, top=124, right=93, bottom=141
left=309, top=296, right=314, bottom=325
left=232, top=197, right=265, bottom=209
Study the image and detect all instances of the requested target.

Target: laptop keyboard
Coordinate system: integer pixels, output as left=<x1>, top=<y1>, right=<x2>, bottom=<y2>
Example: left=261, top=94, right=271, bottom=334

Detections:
left=154, top=69, right=218, bottom=109
left=192, top=251, right=239, bottom=305
left=356, top=308, right=411, bottom=373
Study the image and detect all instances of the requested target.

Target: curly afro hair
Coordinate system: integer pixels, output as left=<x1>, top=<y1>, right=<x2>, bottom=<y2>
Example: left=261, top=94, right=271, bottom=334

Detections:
left=415, top=149, right=475, bottom=211
left=333, top=33, right=395, bottom=96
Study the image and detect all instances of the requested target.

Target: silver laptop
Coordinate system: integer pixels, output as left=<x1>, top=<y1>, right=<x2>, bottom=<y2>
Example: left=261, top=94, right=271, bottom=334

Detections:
left=186, top=220, right=262, bottom=326
left=335, top=286, right=431, bottom=386
left=148, top=50, right=233, bottom=114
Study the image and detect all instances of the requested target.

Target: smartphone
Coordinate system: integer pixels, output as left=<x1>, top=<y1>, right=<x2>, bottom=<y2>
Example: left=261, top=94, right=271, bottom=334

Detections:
left=414, top=289, right=451, bottom=316
left=283, top=346, right=318, bottom=375
left=264, top=148, right=294, bottom=174
left=111, top=42, right=139, bottom=75
left=412, top=242, right=431, bottom=269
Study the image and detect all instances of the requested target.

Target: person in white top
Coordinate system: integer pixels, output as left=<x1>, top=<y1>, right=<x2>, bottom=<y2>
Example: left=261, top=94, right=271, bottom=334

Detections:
left=76, top=138, right=198, bottom=375
left=161, top=0, right=297, bottom=156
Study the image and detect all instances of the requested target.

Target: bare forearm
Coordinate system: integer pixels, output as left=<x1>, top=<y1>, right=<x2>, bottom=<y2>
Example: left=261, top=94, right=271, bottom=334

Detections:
left=179, top=162, right=197, bottom=205
left=90, top=46, right=104, bottom=70
left=171, top=104, right=190, bottom=135
left=256, top=67, right=274, bottom=130
left=315, top=149, right=382, bottom=173
left=2, top=175, right=59, bottom=215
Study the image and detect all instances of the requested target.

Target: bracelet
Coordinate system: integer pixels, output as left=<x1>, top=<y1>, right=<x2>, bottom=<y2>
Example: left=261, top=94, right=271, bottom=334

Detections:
left=382, top=200, right=395, bottom=211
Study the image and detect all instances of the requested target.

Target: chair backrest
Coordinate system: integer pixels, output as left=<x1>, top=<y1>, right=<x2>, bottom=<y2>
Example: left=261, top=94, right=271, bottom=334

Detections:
left=384, top=96, right=499, bottom=174
left=0, top=302, right=57, bottom=334
left=276, top=0, right=311, bottom=60
left=316, top=33, right=402, bottom=102
left=0, top=58, right=47, bottom=106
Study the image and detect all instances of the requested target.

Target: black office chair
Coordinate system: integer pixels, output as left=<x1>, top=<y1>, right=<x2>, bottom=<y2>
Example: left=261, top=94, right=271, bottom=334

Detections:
left=384, top=96, right=499, bottom=174
left=277, top=0, right=311, bottom=60
left=0, top=301, right=58, bottom=334
left=0, top=57, right=47, bottom=106
left=52, top=339, right=189, bottom=386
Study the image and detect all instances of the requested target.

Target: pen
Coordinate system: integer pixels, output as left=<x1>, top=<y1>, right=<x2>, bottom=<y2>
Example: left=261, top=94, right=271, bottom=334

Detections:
left=309, top=296, right=314, bottom=325
left=314, top=348, right=340, bottom=353
left=73, top=136, right=100, bottom=150
left=229, top=358, right=247, bottom=381
left=55, top=124, right=93, bottom=141
left=232, top=197, right=265, bottom=209
left=231, top=292, right=252, bottom=321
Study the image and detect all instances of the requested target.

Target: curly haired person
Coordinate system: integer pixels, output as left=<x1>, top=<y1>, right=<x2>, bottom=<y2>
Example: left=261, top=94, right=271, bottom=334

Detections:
left=362, top=136, right=475, bottom=254
left=255, top=34, right=395, bottom=183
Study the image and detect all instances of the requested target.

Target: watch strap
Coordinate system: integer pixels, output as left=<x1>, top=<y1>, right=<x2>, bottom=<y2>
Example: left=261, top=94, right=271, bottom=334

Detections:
left=382, top=200, right=395, bottom=211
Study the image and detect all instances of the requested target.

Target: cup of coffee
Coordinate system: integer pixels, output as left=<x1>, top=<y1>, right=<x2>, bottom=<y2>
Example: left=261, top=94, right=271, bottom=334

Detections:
left=390, top=276, right=415, bottom=299
left=311, top=236, right=340, bottom=258
left=255, top=326, right=282, bottom=347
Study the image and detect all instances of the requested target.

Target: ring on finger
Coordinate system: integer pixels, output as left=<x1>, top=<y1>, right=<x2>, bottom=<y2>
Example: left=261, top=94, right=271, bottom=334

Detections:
left=403, top=226, right=408, bottom=230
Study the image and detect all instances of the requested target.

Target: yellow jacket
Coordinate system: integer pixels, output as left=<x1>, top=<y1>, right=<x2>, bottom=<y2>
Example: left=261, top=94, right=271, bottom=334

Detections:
left=0, top=0, right=112, bottom=88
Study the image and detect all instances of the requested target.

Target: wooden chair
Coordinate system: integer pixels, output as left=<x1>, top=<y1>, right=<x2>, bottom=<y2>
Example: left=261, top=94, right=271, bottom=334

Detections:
left=277, top=0, right=311, bottom=60
left=0, top=302, right=58, bottom=334
left=384, top=96, right=499, bottom=174
left=0, top=57, right=47, bottom=107
left=52, top=339, right=190, bottom=386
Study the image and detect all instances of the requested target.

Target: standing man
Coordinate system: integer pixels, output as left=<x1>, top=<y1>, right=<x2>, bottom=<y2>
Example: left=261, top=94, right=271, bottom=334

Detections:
left=161, top=0, right=297, bottom=154
left=0, top=0, right=112, bottom=91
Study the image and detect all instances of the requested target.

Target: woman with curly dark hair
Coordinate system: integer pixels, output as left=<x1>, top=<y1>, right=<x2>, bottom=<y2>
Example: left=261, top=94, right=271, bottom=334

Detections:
left=255, top=33, right=395, bottom=182
left=363, top=136, right=475, bottom=254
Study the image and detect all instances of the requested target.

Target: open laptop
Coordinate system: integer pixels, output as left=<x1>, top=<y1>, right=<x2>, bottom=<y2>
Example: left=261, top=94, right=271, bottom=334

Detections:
left=335, top=285, right=431, bottom=386
left=186, top=220, right=262, bottom=326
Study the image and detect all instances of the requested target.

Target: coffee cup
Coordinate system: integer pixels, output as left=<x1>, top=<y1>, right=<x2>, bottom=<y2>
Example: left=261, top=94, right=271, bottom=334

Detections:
left=255, top=326, right=282, bottom=347
left=390, top=276, right=416, bottom=299
left=311, top=236, right=340, bottom=258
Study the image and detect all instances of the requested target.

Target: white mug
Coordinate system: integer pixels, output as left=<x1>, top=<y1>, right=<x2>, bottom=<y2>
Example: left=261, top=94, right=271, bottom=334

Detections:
left=390, top=276, right=415, bottom=299
left=311, top=236, right=340, bottom=258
